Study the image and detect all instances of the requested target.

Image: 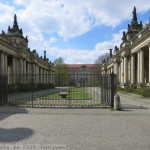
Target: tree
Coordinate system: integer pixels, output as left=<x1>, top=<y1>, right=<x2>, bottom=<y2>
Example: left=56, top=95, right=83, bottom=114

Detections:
left=53, top=57, right=68, bottom=86
left=94, top=53, right=110, bottom=74
left=95, top=53, right=110, bottom=64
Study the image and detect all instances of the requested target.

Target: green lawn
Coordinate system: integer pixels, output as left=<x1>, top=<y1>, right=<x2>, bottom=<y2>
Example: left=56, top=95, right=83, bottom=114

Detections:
left=43, top=87, right=91, bottom=100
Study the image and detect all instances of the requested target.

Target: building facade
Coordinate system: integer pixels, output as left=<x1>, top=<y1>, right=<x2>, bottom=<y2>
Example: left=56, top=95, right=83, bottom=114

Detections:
left=67, top=64, right=97, bottom=75
left=101, top=7, right=150, bottom=87
left=67, top=64, right=99, bottom=86
left=0, top=14, right=53, bottom=85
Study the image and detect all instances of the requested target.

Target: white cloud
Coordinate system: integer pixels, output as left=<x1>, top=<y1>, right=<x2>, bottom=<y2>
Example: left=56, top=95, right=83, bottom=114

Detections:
left=1, top=0, right=150, bottom=63
left=13, top=0, right=150, bottom=42
left=49, top=37, right=58, bottom=44
left=13, top=0, right=32, bottom=6
left=1, top=0, right=150, bottom=40
left=44, top=30, right=123, bottom=64
left=0, top=2, right=15, bottom=31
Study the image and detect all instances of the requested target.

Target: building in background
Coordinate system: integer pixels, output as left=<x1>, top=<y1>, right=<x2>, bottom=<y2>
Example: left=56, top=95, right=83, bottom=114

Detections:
left=67, top=64, right=97, bottom=74
left=101, top=7, right=150, bottom=88
left=67, top=64, right=100, bottom=86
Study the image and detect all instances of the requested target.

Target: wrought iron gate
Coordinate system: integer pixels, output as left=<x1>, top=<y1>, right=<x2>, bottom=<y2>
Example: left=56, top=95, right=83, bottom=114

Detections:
left=0, top=75, right=8, bottom=104
left=0, top=74, right=116, bottom=108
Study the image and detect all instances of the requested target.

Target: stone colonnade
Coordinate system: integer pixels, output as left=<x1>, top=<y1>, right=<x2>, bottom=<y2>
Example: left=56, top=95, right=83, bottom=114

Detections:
left=0, top=52, right=53, bottom=85
left=103, top=45, right=150, bottom=86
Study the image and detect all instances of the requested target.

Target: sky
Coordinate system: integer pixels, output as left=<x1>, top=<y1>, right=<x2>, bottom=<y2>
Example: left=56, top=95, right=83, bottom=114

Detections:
left=0, top=0, right=150, bottom=64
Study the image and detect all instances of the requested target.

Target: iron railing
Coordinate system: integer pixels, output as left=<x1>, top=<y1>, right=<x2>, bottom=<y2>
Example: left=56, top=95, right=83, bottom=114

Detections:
left=0, top=74, right=116, bottom=108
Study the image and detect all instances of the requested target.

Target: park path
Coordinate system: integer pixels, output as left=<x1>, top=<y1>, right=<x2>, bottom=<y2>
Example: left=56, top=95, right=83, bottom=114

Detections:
left=1, top=92, right=150, bottom=150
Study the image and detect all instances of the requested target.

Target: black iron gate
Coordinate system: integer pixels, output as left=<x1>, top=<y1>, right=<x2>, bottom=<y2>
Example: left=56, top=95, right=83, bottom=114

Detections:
left=0, top=74, right=116, bottom=108
left=100, top=73, right=116, bottom=108
left=0, top=75, right=8, bottom=104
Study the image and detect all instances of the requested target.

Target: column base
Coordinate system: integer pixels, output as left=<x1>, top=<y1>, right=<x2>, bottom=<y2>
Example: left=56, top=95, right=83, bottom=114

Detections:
left=120, top=83, right=126, bottom=89
left=146, top=82, right=150, bottom=87
left=136, top=83, right=144, bottom=88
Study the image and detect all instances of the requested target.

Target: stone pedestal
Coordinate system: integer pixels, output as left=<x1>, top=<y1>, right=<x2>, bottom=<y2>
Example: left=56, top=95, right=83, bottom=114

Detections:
left=114, top=94, right=121, bottom=111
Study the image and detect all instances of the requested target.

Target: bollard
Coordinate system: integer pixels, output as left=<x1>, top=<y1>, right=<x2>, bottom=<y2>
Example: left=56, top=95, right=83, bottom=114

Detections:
left=114, top=94, right=121, bottom=111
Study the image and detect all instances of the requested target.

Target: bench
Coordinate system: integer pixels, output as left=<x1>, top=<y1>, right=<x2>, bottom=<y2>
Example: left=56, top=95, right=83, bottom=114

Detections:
left=59, top=92, right=68, bottom=98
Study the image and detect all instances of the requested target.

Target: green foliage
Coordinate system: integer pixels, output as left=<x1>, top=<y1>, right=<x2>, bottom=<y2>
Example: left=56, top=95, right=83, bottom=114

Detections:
left=134, top=87, right=150, bottom=97
left=54, top=57, right=64, bottom=65
left=44, top=88, right=90, bottom=100
left=53, top=57, right=68, bottom=86
left=118, top=84, right=150, bottom=98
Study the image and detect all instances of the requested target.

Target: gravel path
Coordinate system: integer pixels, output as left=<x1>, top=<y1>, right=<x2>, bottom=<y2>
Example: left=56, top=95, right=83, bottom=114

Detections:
left=0, top=92, right=150, bottom=150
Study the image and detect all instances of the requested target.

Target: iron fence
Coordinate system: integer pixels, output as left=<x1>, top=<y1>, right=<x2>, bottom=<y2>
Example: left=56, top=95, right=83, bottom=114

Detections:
left=0, top=73, right=116, bottom=108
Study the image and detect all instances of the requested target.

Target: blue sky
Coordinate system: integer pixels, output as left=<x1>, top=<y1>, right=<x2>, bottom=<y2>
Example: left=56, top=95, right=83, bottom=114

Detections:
left=1, top=0, right=150, bottom=64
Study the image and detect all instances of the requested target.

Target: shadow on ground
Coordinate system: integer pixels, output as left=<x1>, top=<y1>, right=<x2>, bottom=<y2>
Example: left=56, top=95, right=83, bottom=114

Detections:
left=0, top=106, right=34, bottom=143
left=0, top=107, right=28, bottom=121
left=0, top=128, right=34, bottom=142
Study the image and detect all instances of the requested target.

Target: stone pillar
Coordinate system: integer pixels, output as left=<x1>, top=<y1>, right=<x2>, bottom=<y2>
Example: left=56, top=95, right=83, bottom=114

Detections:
left=20, top=59, right=23, bottom=74
left=23, top=60, right=26, bottom=74
left=44, top=69, right=46, bottom=83
left=12, top=57, right=16, bottom=84
left=118, top=62, right=121, bottom=84
left=121, top=57, right=124, bottom=83
left=46, top=70, right=48, bottom=83
left=40, top=68, right=43, bottom=83
left=0, top=53, right=5, bottom=74
left=140, top=50, right=144, bottom=83
left=12, top=57, right=16, bottom=74
left=114, top=62, right=118, bottom=83
left=131, top=54, right=135, bottom=84
left=23, top=60, right=26, bottom=83
left=39, top=67, right=41, bottom=83
left=149, top=46, right=150, bottom=83
left=4, top=54, right=8, bottom=74
left=36, top=65, right=39, bottom=83
left=137, top=51, right=140, bottom=83
left=20, top=58, right=23, bottom=83
left=124, top=57, right=128, bottom=84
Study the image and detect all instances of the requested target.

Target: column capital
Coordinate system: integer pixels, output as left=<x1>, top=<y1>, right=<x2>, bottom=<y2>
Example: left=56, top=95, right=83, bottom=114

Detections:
left=137, top=48, right=142, bottom=53
left=0, top=50, right=4, bottom=54
left=0, top=50, right=8, bottom=55
left=131, top=53, right=135, bottom=57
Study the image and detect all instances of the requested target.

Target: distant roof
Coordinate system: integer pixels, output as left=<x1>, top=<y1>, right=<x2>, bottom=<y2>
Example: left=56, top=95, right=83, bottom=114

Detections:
left=67, top=64, right=96, bottom=69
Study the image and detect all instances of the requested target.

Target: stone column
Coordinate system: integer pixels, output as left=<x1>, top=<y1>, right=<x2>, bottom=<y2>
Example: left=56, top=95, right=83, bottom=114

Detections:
left=40, top=68, right=43, bottom=83
left=20, top=58, right=24, bottom=83
left=131, top=54, right=135, bottom=84
left=140, top=50, right=144, bottom=83
left=39, top=67, right=41, bottom=83
left=121, top=57, right=124, bottom=83
left=124, top=57, right=128, bottom=84
left=44, top=69, right=46, bottom=83
left=137, top=51, right=140, bottom=83
left=4, top=54, right=8, bottom=75
left=0, top=53, right=5, bottom=74
left=20, top=59, right=23, bottom=74
left=23, top=60, right=26, bottom=75
left=114, top=62, right=118, bottom=83
left=149, top=46, right=150, bottom=83
left=36, top=65, right=39, bottom=83
left=12, top=57, right=16, bottom=84
left=118, top=62, right=121, bottom=83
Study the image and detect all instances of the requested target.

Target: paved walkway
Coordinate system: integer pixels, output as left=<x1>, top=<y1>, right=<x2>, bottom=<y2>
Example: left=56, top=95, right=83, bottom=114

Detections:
left=0, top=93, right=150, bottom=150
